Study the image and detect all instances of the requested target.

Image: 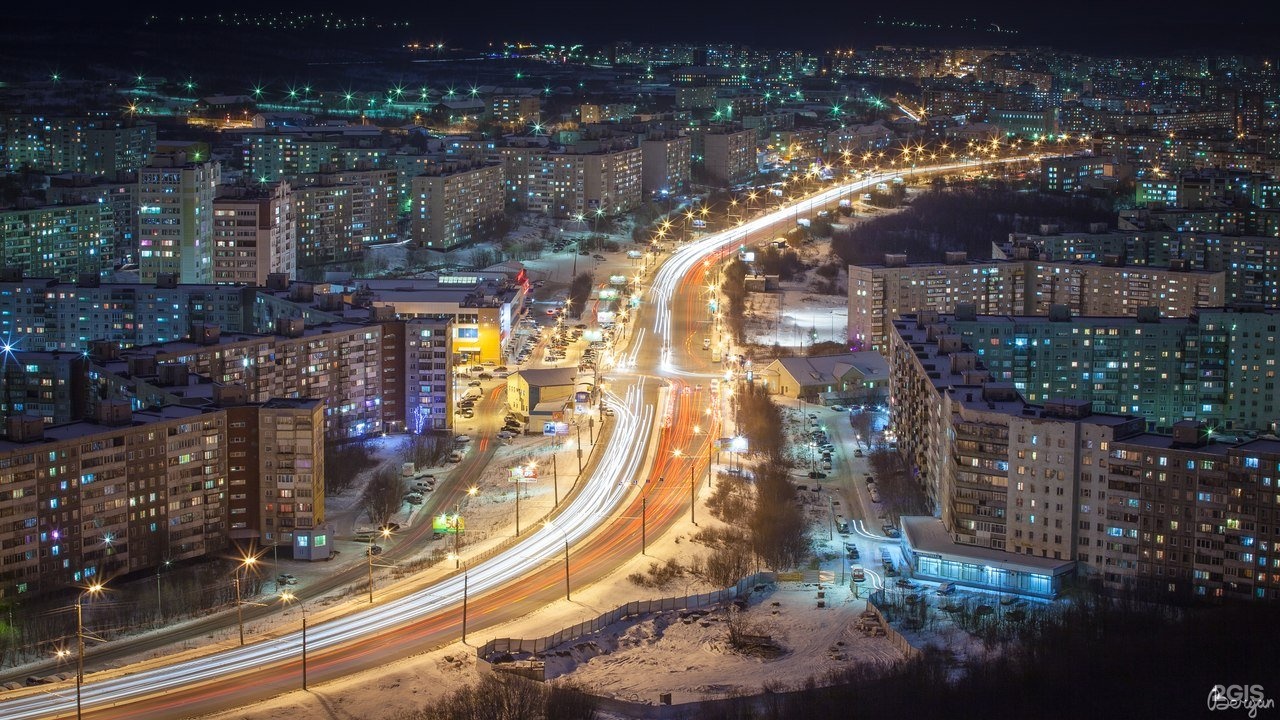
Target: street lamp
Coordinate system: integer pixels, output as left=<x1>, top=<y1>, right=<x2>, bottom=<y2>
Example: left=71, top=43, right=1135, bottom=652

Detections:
left=74, top=582, right=105, bottom=720
left=278, top=590, right=307, bottom=691
left=449, top=554, right=471, bottom=643
left=544, top=521, right=571, bottom=601
left=155, top=559, right=171, bottom=620
left=367, top=526, right=392, bottom=604
left=234, top=554, right=258, bottom=646
left=453, top=486, right=477, bottom=567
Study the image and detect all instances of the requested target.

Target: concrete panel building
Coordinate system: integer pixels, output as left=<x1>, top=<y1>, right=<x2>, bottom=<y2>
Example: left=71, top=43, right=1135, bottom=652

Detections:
left=410, top=163, right=505, bottom=249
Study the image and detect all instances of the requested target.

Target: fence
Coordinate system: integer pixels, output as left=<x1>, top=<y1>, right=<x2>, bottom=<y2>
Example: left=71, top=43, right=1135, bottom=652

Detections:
left=478, top=571, right=775, bottom=662
left=866, top=589, right=922, bottom=659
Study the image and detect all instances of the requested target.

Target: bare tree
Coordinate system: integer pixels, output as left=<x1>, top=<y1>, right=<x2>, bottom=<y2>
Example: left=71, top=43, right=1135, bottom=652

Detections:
left=361, top=467, right=404, bottom=528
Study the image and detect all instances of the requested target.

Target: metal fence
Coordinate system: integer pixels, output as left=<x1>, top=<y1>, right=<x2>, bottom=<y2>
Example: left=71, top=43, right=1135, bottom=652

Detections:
left=478, top=571, right=775, bottom=660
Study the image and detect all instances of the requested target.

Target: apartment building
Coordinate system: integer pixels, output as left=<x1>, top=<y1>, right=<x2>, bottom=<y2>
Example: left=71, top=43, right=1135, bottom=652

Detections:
left=0, top=200, right=114, bottom=280
left=46, top=173, right=138, bottom=267
left=0, top=114, right=154, bottom=175
left=692, top=125, right=757, bottom=187
left=640, top=134, right=692, bottom=197
left=848, top=252, right=1223, bottom=351
left=410, top=163, right=505, bottom=249
left=212, top=181, right=296, bottom=286
left=293, top=167, right=397, bottom=266
left=0, top=275, right=256, bottom=351
left=0, top=403, right=227, bottom=599
left=490, top=95, right=541, bottom=127
left=138, top=146, right=220, bottom=284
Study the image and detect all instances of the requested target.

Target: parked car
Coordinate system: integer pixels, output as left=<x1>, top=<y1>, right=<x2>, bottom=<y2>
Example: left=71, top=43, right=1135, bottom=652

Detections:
left=468, top=380, right=482, bottom=387
left=454, top=435, right=471, bottom=444
left=404, top=493, right=423, bottom=505
left=478, top=373, right=494, bottom=380
left=497, top=430, right=515, bottom=440
left=592, top=254, right=606, bottom=260
left=448, top=451, right=463, bottom=462
left=495, top=366, right=508, bottom=372
left=882, top=524, right=901, bottom=538
left=276, top=574, right=298, bottom=585
left=366, top=545, right=383, bottom=556
left=808, top=471, right=827, bottom=479
left=830, top=405, right=845, bottom=412
left=470, top=365, right=484, bottom=373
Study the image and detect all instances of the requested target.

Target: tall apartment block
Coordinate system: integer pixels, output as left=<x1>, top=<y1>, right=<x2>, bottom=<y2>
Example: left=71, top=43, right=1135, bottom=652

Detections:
left=46, top=173, right=138, bottom=268
left=0, top=403, right=227, bottom=598
left=410, top=163, right=505, bottom=249
left=692, top=125, right=757, bottom=187
left=490, top=95, right=541, bottom=127
left=138, top=147, right=220, bottom=284
left=1014, top=230, right=1280, bottom=308
left=212, top=182, right=296, bottom=286
left=640, top=134, right=692, bottom=197
left=1, top=200, right=115, bottom=280
left=293, top=168, right=397, bottom=267
left=848, top=252, right=1224, bottom=351
left=886, top=314, right=1280, bottom=601
left=0, top=114, right=154, bottom=175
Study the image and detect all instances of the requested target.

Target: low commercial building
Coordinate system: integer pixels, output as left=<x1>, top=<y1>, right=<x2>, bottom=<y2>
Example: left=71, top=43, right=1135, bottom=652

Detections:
left=758, top=352, right=889, bottom=404
left=506, top=367, right=578, bottom=421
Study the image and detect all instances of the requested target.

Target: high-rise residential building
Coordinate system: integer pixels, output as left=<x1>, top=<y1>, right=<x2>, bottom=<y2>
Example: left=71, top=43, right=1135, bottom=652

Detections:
left=246, top=134, right=340, bottom=181
left=1016, top=230, right=1280, bottom=307
left=640, top=134, right=692, bottom=197
left=410, top=163, right=505, bottom=249
left=399, top=316, right=455, bottom=432
left=212, top=182, right=296, bottom=286
left=47, top=173, right=139, bottom=267
left=899, top=306, right=1280, bottom=434
left=692, top=125, right=757, bottom=187
left=490, top=95, right=541, bottom=127
left=0, top=351, right=91, bottom=428
left=0, top=200, right=114, bottom=280
left=0, top=114, right=154, bottom=175
left=293, top=167, right=397, bottom=267
left=225, top=398, right=326, bottom=552
left=0, top=276, right=256, bottom=351
left=847, top=252, right=1224, bottom=351
left=138, top=146, right=220, bottom=284
left=0, top=403, right=228, bottom=599
left=1040, top=155, right=1116, bottom=193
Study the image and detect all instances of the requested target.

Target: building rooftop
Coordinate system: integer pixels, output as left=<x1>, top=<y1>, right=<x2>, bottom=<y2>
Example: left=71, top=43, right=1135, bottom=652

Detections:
left=0, top=405, right=213, bottom=452
left=513, top=367, right=579, bottom=388
left=901, top=515, right=1074, bottom=575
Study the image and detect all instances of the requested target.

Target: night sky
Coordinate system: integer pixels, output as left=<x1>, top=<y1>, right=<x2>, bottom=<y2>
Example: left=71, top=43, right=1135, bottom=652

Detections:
left=8, top=1, right=1279, bottom=55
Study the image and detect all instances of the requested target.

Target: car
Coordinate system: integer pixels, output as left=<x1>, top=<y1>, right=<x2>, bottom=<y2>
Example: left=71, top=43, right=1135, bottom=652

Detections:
left=830, top=405, right=845, bottom=412
left=882, top=524, right=900, bottom=538
left=411, top=481, right=434, bottom=492
left=592, top=254, right=606, bottom=260
left=495, top=366, right=508, bottom=372
left=546, top=309, right=557, bottom=316
left=478, top=373, right=494, bottom=379
left=602, top=407, right=615, bottom=417
left=454, top=435, right=471, bottom=444
left=404, top=493, right=424, bottom=505
left=276, top=574, right=298, bottom=585
left=470, top=365, right=484, bottom=373
left=448, top=451, right=463, bottom=462
left=497, top=430, right=515, bottom=440
left=454, top=408, right=469, bottom=416
left=461, top=411, right=474, bottom=419
left=807, top=471, right=827, bottom=479
left=851, top=567, right=866, bottom=582
left=808, top=413, right=818, bottom=421
left=366, top=545, right=383, bottom=556
left=468, top=380, right=482, bottom=387
left=579, top=250, right=590, bottom=256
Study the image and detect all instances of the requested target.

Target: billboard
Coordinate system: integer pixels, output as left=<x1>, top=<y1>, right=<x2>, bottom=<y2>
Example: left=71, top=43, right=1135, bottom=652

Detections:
left=584, top=329, right=604, bottom=342
left=555, top=421, right=570, bottom=436
left=575, top=391, right=591, bottom=403
left=599, top=288, right=619, bottom=300
left=543, top=422, right=557, bottom=436
left=432, top=514, right=465, bottom=533
left=609, top=275, right=627, bottom=285
left=597, top=311, right=616, bottom=325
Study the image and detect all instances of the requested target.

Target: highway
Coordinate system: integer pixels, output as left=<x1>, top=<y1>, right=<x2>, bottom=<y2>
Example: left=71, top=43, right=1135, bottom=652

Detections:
left=0, top=156, right=1030, bottom=719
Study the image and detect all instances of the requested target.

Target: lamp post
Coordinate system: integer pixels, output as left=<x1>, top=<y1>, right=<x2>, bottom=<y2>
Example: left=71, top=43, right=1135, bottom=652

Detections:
left=154, top=559, right=170, bottom=620
left=74, top=582, right=105, bottom=720
left=449, top=555, right=470, bottom=643
left=234, top=554, right=258, bottom=646
left=453, top=486, right=477, bottom=567
left=544, top=521, right=571, bottom=601
left=368, top=526, right=392, bottom=604
left=279, top=591, right=307, bottom=691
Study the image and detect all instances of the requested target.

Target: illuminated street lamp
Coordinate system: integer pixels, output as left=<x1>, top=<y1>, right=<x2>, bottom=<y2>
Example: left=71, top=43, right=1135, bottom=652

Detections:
left=73, top=582, right=105, bottom=720
left=233, top=553, right=259, bottom=646
left=278, top=590, right=308, bottom=690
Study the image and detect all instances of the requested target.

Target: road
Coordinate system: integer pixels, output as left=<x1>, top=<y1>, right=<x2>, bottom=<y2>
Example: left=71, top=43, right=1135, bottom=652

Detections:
left=0, top=156, right=1031, bottom=719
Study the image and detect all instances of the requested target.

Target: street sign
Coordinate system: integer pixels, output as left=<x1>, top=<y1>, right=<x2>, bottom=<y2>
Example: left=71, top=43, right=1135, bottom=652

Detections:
left=543, top=422, right=557, bottom=436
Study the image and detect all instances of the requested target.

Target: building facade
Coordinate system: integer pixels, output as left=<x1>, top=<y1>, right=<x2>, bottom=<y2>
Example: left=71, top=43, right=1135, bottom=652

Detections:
left=410, top=163, right=505, bottom=249
left=138, top=149, right=220, bottom=284
left=212, top=182, right=297, bottom=286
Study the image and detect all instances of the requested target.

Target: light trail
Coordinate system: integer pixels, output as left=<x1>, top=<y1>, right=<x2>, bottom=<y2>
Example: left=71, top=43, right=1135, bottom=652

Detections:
left=0, top=382, right=654, bottom=719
